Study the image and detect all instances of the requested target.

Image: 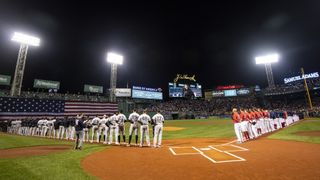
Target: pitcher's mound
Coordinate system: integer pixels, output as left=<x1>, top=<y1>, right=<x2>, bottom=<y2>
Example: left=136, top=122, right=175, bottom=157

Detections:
left=0, top=145, right=71, bottom=158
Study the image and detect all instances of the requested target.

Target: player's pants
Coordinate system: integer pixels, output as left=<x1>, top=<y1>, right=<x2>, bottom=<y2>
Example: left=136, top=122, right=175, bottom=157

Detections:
left=251, top=121, right=259, bottom=138
left=109, top=125, right=119, bottom=144
left=41, top=126, right=48, bottom=137
left=247, top=122, right=255, bottom=139
left=69, top=126, right=75, bottom=140
left=153, top=124, right=163, bottom=147
left=57, top=126, right=65, bottom=139
left=140, top=125, right=150, bottom=146
left=118, top=125, right=126, bottom=143
left=75, top=130, right=84, bottom=149
left=91, top=125, right=98, bottom=142
left=234, top=122, right=242, bottom=143
left=129, top=124, right=139, bottom=136
left=97, top=125, right=109, bottom=143
left=83, top=128, right=90, bottom=142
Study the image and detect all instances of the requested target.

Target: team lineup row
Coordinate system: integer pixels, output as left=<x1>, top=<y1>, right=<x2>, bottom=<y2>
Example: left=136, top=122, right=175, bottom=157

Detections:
left=7, top=110, right=165, bottom=149
left=232, top=108, right=301, bottom=143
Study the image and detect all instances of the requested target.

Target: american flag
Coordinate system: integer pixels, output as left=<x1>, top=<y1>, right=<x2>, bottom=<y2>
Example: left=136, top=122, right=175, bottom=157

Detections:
left=0, top=97, right=118, bottom=120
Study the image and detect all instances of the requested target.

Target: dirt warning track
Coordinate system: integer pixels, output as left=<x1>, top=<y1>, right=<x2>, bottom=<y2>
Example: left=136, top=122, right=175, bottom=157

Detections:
left=82, top=138, right=320, bottom=180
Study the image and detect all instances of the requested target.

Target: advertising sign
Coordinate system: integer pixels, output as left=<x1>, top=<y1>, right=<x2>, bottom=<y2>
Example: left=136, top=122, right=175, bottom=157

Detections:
left=84, top=84, right=103, bottom=93
left=33, top=79, right=60, bottom=89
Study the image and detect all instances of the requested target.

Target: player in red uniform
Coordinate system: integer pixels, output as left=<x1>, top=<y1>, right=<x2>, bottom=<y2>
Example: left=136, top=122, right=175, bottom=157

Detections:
left=232, top=108, right=242, bottom=143
left=240, top=109, right=250, bottom=141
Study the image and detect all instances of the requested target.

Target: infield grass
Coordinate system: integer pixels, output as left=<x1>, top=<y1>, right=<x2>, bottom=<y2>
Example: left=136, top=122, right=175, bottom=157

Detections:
left=268, top=118, right=320, bottom=144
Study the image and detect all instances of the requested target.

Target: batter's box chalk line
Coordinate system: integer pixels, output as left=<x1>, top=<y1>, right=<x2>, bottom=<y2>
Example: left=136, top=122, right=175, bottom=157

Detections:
left=169, top=140, right=249, bottom=164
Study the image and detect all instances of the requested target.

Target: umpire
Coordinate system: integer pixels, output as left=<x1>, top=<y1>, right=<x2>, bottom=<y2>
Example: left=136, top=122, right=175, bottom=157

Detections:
left=74, top=113, right=85, bottom=150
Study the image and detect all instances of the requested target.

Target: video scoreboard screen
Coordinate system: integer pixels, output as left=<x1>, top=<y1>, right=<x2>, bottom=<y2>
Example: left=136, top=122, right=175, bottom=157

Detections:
left=168, top=83, right=202, bottom=98
left=132, top=86, right=163, bottom=100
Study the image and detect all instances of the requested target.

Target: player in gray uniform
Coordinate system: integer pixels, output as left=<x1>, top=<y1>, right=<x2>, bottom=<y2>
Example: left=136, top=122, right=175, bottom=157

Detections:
left=152, top=111, right=165, bottom=148
left=138, top=110, right=151, bottom=147
left=90, top=115, right=100, bottom=143
left=117, top=111, right=127, bottom=145
left=108, top=113, right=119, bottom=145
left=127, top=110, right=140, bottom=147
left=83, top=116, right=92, bottom=142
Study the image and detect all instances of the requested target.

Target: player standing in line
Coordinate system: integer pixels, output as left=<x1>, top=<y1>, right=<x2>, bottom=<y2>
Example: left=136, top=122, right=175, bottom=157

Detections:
left=74, top=113, right=85, bottom=150
left=245, top=109, right=255, bottom=139
left=90, top=115, right=100, bottom=143
left=117, top=111, right=127, bottom=145
left=152, top=111, right=164, bottom=148
left=138, top=110, right=151, bottom=147
left=249, top=109, right=259, bottom=138
left=98, top=115, right=109, bottom=144
left=232, top=108, right=242, bottom=144
left=69, top=116, right=76, bottom=140
left=83, top=116, right=92, bottom=142
left=41, top=118, right=48, bottom=137
left=127, top=110, right=140, bottom=147
left=108, top=113, right=120, bottom=145
left=239, top=109, right=250, bottom=142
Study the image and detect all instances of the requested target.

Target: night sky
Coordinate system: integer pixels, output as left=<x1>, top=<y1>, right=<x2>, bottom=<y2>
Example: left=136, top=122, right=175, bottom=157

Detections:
left=0, top=1, right=320, bottom=95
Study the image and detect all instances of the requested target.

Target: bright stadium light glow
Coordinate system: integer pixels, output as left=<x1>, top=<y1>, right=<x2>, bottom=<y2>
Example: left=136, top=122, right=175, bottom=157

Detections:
left=11, top=32, right=40, bottom=46
left=107, top=52, right=123, bottom=65
left=255, top=53, right=279, bottom=64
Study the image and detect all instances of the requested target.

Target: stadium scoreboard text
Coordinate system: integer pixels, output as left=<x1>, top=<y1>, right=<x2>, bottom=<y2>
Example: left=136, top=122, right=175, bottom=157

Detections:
left=132, top=86, right=163, bottom=100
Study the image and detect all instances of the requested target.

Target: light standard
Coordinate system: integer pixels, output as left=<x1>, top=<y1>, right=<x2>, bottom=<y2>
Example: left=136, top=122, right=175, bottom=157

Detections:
left=255, top=53, right=279, bottom=88
left=10, top=32, right=40, bottom=96
left=107, top=52, right=123, bottom=102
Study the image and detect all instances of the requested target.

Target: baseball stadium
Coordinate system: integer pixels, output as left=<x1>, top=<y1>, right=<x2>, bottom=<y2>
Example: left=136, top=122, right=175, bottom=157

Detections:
left=1, top=1, right=320, bottom=180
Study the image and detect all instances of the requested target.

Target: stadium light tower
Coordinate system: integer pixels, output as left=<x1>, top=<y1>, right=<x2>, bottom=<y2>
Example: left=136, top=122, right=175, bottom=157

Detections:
left=107, top=52, right=123, bottom=102
left=10, top=32, right=40, bottom=96
left=255, top=53, right=279, bottom=88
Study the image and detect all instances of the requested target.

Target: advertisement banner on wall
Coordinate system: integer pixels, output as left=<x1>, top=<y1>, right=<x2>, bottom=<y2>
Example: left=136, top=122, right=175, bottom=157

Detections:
left=115, top=88, right=131, bottom=97
left=33, top=79, right=60, bottom=89
left=0, top=75, right=11, bottom=86
left=84, top=84, right=103, bottom=93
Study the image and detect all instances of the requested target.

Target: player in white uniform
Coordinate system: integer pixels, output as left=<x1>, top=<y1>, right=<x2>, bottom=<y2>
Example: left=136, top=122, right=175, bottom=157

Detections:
left=152, top=111, right=164, bottom=148
left=97, top=115, right=109, bottom=144
left=41, top=119, right=48, bottom=137
left=127, top=110, right=140, bottom=147
left=90, top=115, right=100, bottom=143
left=117, top=111, right=127, bottom=145
left=83, top=117, right=92, bottom=142
left=138, top=110, right=151, bottom=147
left=108, top=113, right=119, bottom=145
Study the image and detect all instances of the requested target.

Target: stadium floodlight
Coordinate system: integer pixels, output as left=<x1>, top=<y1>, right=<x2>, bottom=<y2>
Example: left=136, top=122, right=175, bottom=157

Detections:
left=10, top=32, right=40, bottom=97
left=107, top=52, right=123, bottom=65
left=11, top=32, right=40, bottom=46
left=107, top=52, right=123, bottom=102
left=255, top=53, right=279, bottom=88
left=255, top=53, right=279, bottom=64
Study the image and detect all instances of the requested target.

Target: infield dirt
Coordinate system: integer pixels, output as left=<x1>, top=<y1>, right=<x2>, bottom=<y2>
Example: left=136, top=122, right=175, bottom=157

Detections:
left=82, top=137, right=320, bottom=180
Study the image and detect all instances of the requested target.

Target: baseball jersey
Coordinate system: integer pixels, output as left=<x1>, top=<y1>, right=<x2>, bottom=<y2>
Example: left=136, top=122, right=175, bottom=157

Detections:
left=117, top=114, right=127, bottom=126
left=232, top=112, right=240, bottom=123
left=128, top=112, right=140, bottom=126
left=99, top=118, right=108, bottom=126
left=152, top=113, right=164, bottom=125
left=92, top=117, right=100, bottom=125
left=138, top=113, right=151, bottom=125
left=109, top=114, right=118, bottom=126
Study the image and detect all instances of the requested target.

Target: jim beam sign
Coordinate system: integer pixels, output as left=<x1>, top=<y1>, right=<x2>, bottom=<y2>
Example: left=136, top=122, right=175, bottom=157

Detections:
left=84, top=84, right=103, bottom=93
left=33, top=79, right=60, bottom=89
left=0, top=75, right=11, bottom=86
left=174, top=74, right=196, bottom=83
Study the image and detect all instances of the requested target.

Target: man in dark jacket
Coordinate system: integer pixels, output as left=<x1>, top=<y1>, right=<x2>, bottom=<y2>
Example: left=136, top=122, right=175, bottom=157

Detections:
left=75, top=114, right=85, bottom=150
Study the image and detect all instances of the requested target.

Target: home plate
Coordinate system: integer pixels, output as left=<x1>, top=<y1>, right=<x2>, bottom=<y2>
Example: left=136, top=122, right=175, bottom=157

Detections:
left=200, top=148, right=211, bottom=151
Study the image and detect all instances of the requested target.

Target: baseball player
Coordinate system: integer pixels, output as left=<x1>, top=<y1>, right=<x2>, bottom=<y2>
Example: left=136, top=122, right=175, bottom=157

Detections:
left=90, top=115, right=100, bottom=143
left=41, top=118, right=48, bottom=137
left=108, top=113, right=119, bottom=145
left=239, top=109, right=250, bottom=142
left=83, top=116, right=92, bottom=142
left=232, top=108, right=242, bottom=143
left=97, top=115, right=109, bottom=144
left=127, top=110, right=140, bottom=147
left=152, top=111, right=164, bottom=148
left=138, top=110, right=151, bottom=147
left=117, top=111, right=127, bottom=145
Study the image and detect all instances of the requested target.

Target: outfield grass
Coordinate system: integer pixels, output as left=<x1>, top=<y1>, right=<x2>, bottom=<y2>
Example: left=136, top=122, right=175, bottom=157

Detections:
left=0, top=133, right=106, bottom=180
left=268, top=118, right=320, bottom=144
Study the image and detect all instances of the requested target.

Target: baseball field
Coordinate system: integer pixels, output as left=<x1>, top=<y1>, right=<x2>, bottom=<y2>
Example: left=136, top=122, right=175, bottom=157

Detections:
left=1, top=118, right=320, bottom=180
